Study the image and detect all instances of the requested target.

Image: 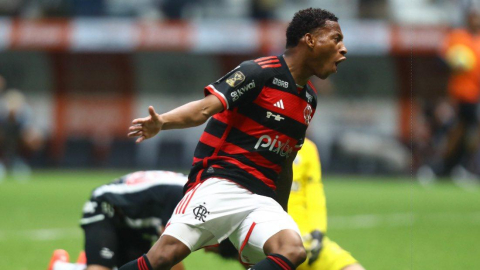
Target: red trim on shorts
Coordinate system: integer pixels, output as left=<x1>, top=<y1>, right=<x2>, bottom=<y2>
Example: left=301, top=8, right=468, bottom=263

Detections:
left=174, top=198, right=183, bottom=214
left=178, top=186, right=196, bottom=214
left=238, top=222, right=257, bottom=266
left=202, top=243, right=220, bottom=249
left=181, top=182, right=202, bottom=214
left=268, top=256, right=290, bottom=270
left=175, top=194, right=188, bottom=214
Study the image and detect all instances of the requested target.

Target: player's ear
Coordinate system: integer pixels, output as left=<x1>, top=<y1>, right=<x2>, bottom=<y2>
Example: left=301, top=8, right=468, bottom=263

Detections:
left=304, top=33, right=315, bottom=49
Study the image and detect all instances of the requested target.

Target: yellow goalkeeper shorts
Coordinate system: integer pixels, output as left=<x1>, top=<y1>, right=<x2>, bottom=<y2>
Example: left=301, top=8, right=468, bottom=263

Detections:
left=297, top=237, right=358, bottom=270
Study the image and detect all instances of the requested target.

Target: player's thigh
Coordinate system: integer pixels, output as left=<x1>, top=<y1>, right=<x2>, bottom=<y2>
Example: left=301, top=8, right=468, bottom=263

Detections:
left=162, top=222, right=217, bottom=252
left=303, top=237, right=359, bottom=270
left=229, top=195, right=302, bottom=265
left=82, top=219, right=119, bottom=268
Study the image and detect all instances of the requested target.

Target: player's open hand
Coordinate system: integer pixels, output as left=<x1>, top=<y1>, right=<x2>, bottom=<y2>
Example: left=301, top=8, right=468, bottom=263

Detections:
left=128, top=106, right=163, bottom=143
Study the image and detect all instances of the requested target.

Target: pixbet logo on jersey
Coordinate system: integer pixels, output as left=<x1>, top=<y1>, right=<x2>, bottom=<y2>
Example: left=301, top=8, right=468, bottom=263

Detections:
left=254, top=135, right=293, bottom=157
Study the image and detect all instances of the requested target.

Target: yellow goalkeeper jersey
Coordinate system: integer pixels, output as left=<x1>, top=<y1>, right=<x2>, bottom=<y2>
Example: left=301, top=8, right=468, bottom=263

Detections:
left=288, top=138, right=327, bottom=234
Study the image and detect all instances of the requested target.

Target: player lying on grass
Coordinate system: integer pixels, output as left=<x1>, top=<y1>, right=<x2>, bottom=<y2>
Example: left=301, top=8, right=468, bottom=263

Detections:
left=48, top=170, right=188, bottom=270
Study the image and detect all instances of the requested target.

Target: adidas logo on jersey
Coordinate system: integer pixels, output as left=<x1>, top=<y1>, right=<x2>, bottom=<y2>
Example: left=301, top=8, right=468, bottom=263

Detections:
left=273, top=99, right=284, bottom=109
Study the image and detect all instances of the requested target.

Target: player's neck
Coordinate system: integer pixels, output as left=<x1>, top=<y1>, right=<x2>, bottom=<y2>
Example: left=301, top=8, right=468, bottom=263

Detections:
left=283, top=50, right=312, bottom=86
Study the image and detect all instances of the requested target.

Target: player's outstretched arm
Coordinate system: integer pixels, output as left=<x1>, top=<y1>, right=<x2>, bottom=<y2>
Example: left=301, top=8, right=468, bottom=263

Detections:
left=128, top=94, right=223, bottom=143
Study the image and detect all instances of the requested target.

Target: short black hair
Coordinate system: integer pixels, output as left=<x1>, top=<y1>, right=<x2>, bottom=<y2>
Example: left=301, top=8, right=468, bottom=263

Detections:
left=286, top=8, right=338, bottom=48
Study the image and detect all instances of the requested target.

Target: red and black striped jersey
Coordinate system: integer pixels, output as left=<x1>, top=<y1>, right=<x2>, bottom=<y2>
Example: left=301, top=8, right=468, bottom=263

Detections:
left=187, top=55, right=317, bottom=199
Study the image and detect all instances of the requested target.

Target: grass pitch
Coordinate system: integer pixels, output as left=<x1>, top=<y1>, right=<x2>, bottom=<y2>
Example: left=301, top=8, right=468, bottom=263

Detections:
left=1, top=170, right=479, bottom=270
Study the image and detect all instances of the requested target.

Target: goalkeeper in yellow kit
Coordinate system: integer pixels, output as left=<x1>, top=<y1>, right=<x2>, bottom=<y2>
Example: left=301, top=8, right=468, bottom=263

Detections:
left=289, top=138, right=365, bottom=270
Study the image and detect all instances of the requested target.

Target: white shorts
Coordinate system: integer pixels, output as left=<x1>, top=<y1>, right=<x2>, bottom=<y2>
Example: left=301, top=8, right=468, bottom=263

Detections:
left=162, top=178, right=300, bottom=265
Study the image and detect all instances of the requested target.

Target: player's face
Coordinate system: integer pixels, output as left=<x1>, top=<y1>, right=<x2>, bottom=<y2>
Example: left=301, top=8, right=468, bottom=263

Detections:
left=308, top=21, right=347, bottom=79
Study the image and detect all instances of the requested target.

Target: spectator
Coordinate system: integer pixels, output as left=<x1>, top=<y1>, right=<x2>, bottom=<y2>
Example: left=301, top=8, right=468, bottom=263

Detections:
left=0, top=86, right=44, bottom=181
left=419, top=10, right=480, bottom=181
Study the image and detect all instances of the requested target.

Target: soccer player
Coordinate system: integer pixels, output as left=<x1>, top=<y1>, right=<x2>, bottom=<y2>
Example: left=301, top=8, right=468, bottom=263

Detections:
left=126, top=7, right=347, bottom=270
left=289, top=138, right=364, bottom=270
left=48, top=170, right=188, bottom=270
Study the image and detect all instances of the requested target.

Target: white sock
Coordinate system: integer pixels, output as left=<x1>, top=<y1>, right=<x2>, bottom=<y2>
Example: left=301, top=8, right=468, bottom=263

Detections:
left=53, top=261, right=86, bottom=270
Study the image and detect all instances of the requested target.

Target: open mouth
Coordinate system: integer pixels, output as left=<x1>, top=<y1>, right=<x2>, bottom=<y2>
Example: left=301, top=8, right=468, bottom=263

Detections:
left=335, top=57, right=346, bottom=67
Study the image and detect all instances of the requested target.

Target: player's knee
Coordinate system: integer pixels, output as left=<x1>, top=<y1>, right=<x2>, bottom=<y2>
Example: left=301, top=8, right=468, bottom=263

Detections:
left=147, top=235, right=190, bottom=270
left=264, top=230, right=306, bottom=266
left=271, top=242, right=306, bottom=266
left=285, top=244, right=307, bottom=265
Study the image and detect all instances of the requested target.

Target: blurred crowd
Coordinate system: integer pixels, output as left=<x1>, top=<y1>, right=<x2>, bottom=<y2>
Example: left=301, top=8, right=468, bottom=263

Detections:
left=0, top=0, right=372, bottom=19
left=0, top=75, right=44, bottom=180
left=0, top=0, right=473, bottom=23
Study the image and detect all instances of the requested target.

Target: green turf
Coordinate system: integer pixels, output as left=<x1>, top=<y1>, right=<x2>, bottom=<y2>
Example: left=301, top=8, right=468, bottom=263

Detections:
left=1, top=170, right=479, bottom=269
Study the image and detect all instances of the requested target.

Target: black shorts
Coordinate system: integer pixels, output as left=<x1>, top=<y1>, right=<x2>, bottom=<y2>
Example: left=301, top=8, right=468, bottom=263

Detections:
left=80, top=200, right=156, bottom=268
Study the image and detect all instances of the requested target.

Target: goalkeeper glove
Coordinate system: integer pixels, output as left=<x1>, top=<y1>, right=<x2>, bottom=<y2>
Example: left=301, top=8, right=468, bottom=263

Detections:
left=306, top=230, right=324, bottom=265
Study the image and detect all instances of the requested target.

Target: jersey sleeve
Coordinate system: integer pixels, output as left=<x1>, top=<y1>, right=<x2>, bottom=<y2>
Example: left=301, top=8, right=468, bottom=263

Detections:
left=204, top=61, right=264, bottom=111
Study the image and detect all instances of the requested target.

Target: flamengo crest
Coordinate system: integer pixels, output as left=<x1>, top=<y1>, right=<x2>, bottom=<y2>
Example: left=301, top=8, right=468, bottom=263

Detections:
left=304, top=105, right=312, bottom=124
left=193, top=203, right=210, bottom=222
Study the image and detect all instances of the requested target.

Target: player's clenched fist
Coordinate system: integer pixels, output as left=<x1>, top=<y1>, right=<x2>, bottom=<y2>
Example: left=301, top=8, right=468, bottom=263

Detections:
left=128, top=106, right=163, bottom=143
